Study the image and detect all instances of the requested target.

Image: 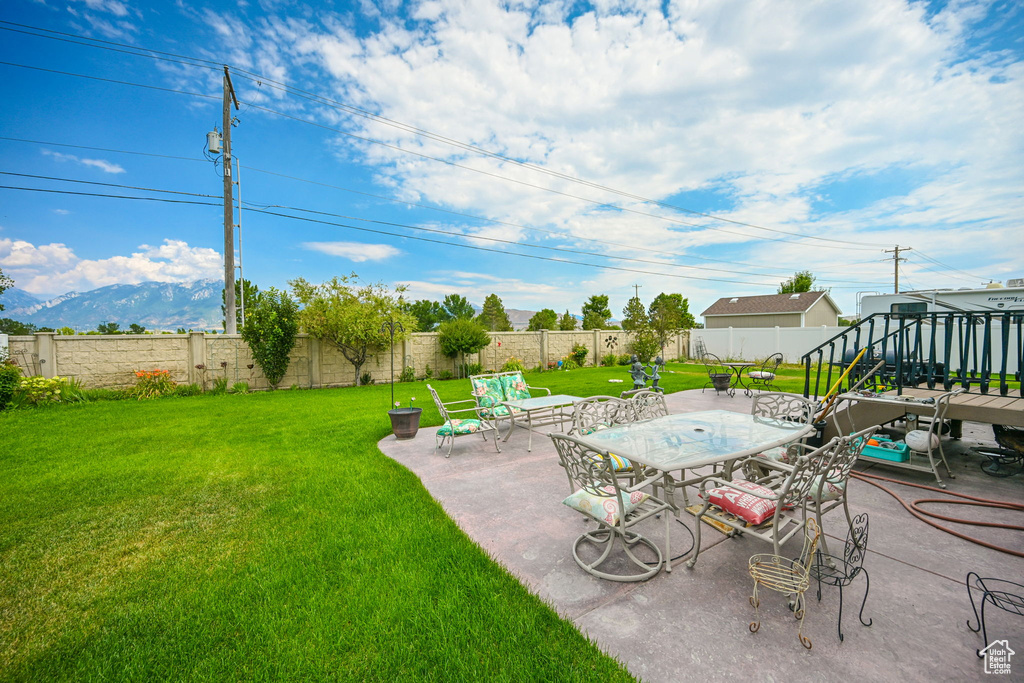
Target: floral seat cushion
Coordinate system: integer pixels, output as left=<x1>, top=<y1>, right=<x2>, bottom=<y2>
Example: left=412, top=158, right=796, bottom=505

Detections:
left=808, top=475, right=846, bottom=502
left=478, top=404, right=523, bottom=419
left=500, top=373, right=532, bottom=400
left=756, top=445, right=797, bottom=464
left=438, top=418, right=484, bottom=436
left=563, top=485, right=649, bottom=525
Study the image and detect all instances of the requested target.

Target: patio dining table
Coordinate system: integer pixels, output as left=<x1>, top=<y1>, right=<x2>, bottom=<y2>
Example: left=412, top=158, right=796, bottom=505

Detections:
left=576, top=410, right=815, bottom=508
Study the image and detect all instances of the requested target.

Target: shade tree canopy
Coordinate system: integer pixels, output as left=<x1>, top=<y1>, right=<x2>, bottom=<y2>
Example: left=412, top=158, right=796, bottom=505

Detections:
left=476, top=293, right=513, bottom=331
left=778, top=270, right=819, bottom=294
left=527, top=308, right=558, bottom=331
left=581, top=294, right=612, bottom=330
left=558, top=310, right=577, bottom=330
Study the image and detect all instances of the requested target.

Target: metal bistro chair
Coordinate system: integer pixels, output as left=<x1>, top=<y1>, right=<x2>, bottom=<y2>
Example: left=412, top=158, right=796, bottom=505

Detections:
left=570, top=396, right=638, bottom=491
left=550, top=433, right=674, bottom=582
left=627, top=390, right=669, bottom=421
left=749, top=393, right=818, bottom=467
left=427, top=384, right=500, bottom=458
left=746, top=353, right=783, bottom=395
left=811, top=513, right=873, bottom=642
left=749, top=518, right=821, bottom=649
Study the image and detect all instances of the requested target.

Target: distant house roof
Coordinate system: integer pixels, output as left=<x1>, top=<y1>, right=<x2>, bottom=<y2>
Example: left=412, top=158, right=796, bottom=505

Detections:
left=702, top=291, right=839, bottom=316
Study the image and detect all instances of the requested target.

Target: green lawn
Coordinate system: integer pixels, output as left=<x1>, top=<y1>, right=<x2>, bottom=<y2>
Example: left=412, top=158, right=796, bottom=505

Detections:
left=0, top=362, right=805, bottom=681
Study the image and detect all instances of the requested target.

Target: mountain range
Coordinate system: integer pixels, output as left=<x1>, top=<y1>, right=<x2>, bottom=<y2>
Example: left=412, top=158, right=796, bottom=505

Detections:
left=0, top=280, right=567, bottom=331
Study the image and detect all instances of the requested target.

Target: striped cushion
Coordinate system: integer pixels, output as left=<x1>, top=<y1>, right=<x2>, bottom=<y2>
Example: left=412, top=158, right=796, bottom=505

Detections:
left=438, top=418, right=482, bottom=436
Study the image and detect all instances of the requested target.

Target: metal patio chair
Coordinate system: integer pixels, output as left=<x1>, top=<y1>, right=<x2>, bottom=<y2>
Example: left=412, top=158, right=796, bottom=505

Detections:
left=427, top=384, right=500, bottom=458
left=627, top=390, right=669, bottom=421
left=701, top=352, right=734, bottom=396
left=811, top=513, right=873, bottom=642
left=746, top=352, right=783, bottom=395
left=550, top=433, right=674, bottom=582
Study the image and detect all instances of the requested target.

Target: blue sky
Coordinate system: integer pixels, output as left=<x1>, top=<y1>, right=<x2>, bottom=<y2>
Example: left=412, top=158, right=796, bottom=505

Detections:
left=1, top=0, right=1022, bottom=321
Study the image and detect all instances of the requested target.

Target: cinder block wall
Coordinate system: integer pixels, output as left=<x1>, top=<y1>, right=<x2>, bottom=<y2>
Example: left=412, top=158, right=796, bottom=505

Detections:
left=7, top=329, right=690, bottom=389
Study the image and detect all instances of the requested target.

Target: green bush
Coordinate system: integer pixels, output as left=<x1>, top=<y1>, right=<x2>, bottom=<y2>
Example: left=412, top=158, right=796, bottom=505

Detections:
left=231, top=381, right=251, bottom=394
left=359, top=372, right=374, bottom=386
left=438, top=369, right=454, bottom=380
left=173, top=383, right=202, bottom=398
left=0, top=361, right=23, bottom=408
left=423, top=364, right=433, bottom=380
left=616, top=354, right=632, bottom=366
left=601, top=353, right=617, bottom=367
left=501, top=357, right=526, bottom=373
left=459, top=362, right=483, bottom=377
left=209, top=376, right=229, bottom=395
left=399, top=366, right=416, bottom=383
left=14, top=375, right=70, bottom=406
left=570, top=343, right=588, bottom=367
left=240, top=287, right=300, bottom=389
left=561, top=357, right=579, bottom=370
left=128, top=370, right=177, bottom=400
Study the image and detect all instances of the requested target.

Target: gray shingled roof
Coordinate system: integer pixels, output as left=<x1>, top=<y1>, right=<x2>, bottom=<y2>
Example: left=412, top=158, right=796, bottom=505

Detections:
left=701, top=291, right=829, bottom=316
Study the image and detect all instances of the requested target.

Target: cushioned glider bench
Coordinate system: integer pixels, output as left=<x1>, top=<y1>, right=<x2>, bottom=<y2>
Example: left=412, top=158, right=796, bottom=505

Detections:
left=471, top=371, right=575, bottom=451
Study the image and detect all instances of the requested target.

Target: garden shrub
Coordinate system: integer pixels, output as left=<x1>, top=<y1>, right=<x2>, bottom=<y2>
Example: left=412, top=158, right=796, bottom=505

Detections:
left=561, top=357, right=579, bottom=370
left=626, top=329, right=661, bottom=364
left=14, top=376, right=70, bottom=406
left=399, top=366, right=416, bottom=383
left=231, top=381, right=250, bottom=394
left=173, top=383, right=202, bottom=398
left=129, top=369, right=177, bottom=400
left=438, top=369, right=454, bottom=380
left=458, top=362, right=483, bottom=377
left=570, top=343, right=588, bottom=367
left=438, top=319, right=490, bottom=373
left=601, top=353, right=617, bottom=367
left=240, top=287, right=300, bottom=389
left=0, top=360, right=23, bottom=408
left=210, top=376, right=229, bottom=395
left=359, top=372, right=374, bottom=386
left=423, top=364, right=433, bottom=380
left=501, top=357, right=526, bottom=373
left=616, top=354, right=632, bottom=366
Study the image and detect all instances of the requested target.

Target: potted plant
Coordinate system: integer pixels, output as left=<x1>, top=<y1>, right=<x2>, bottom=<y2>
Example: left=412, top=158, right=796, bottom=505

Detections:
left=388, top=397, right=421, bottom=440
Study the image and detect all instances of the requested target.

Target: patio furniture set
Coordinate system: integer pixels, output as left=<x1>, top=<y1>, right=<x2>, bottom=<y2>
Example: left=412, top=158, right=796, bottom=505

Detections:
left=422, top=372, right=1020, bottom=652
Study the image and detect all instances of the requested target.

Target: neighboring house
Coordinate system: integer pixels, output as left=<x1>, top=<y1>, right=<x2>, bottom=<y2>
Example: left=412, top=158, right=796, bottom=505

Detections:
left=701, top=292, right=842, bottom=329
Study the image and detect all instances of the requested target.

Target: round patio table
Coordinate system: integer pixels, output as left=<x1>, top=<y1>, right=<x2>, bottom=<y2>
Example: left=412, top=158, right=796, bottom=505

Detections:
left=723, top=362, right=755, bottom=395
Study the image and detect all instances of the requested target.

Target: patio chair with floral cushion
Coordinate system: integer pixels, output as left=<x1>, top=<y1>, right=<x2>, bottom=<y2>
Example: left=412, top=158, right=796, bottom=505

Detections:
left=749, top=518, right=821, bottom=649
left=428, top=384, right=500, bottom=458
left=469, top=371, right=551, bottom=437
left=550, top=432, right=675, bottom=582
left=746, top=353, right=783, bottom=395
left=571, top=396, right=638, bottom=491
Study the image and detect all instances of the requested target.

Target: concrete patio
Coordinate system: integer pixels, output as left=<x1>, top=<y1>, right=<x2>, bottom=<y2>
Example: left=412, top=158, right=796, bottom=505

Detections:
left=380, top=389, right=1023, bottom=682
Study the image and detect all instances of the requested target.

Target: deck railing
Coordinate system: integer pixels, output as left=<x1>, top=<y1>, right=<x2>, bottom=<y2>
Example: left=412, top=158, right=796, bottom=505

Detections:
left=801, top=312, right=1023, bottom=400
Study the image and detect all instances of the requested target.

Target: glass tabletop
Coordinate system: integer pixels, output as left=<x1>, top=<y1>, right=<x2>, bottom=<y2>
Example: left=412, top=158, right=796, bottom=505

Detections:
left=577, top=410, right=813, bottom=471
left=503, top=394, right=583, bottom=410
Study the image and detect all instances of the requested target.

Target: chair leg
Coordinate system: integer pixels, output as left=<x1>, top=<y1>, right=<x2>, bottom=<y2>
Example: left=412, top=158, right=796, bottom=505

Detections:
left=749, top=583, right=761, bottom=633
left=686, top=503, right=708, bottom=568
left=967, top=572, right=983, bottom=634
left=837, top=583, right=846, bottom=642
left=858, top=568, right=873, bottom=628
left=795, top=592, right=812, bottom=650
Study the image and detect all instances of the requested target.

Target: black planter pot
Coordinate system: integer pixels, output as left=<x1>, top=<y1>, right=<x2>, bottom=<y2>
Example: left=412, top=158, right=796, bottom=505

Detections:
left=388, top=407, right=422, bottom=440
left=711, top=374, right=732, bottom=392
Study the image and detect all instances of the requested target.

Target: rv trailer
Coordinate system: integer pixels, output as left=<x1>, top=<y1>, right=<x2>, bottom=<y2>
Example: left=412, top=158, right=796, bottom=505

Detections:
left=860, top=281, right=1024, bottom=317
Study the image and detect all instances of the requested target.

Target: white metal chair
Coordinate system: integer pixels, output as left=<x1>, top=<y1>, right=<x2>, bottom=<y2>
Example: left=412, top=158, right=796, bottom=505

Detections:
left=571, top=396, right=639, bottom=491
left=427, top=384, right=500, bottom=458
left=627, top=390, right=669, bottom=421
left=686, top=438, right=836, bottom=569
left=550, top=433, right=675, bottom=582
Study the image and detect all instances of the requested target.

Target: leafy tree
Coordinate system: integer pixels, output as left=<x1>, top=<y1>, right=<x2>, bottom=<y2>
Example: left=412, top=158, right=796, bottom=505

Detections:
left=527, top=308, right=558, bottom=331
left=442, top=294, right=475, bottom=321
left=476, top=293, right=512, bottom=331
left=438, top=318, right=491, bottom=373
left=56, top=326, right=75, bottom=335
left=97, top=321, right=121, bottom=335
left=581, top=294, right=612, bottom=330
left=128, top=323, right=147, bottom=335
left=241, top=287, right=300, bottom=388
left=628, top=328, right=661, bottom=364
left=291, top=275, right=415, bottom=386
left=0, top=318, right=37, bottom=335
left=222, top=279, right=260, bottom=331
left=778, top=270, right=818, bottom=294
left=648, top=292, right=696, bottom=350
left=0, top=267, right=12, bottom=312
left=621, top=296, right=649, bottom=332
left=406, top=299, right=446, bottom=332
left=558, top=310, right=577, bottom=330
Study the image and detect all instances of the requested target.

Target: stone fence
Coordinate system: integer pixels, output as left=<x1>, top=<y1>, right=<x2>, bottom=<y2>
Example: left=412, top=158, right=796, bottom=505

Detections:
left=7, top=330, right=690, bottom=390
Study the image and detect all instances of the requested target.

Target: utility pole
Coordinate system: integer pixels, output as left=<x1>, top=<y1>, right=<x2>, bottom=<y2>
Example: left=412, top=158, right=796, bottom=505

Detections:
left=883, top=245, right=911, bottom=293
left=222, top=66, right=240, bottom=334
left=631, top=283, right=642, bottom=300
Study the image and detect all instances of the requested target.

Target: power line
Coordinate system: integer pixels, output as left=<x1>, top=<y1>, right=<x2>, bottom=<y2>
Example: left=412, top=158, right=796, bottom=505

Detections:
left=0, top=22, right=890, bottom=251
left=0, top=135, right=877, bottom=278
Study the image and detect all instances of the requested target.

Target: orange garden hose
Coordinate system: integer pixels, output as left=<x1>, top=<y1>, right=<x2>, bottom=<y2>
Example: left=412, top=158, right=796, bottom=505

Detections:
left=850, top=471, right=1024, bottom=559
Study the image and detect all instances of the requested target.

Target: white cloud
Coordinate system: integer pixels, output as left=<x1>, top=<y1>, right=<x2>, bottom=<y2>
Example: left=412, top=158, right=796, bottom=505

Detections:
left=41, top=149, right=125, bottom=174
left=53, top=209, right=71, bottom=215
left=0, top=238, right=221, bottom=296
left=303, top=241, right=401, bottom=261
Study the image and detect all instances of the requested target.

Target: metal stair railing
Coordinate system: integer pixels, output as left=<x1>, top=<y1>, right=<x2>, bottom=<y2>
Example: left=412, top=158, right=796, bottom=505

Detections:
left=802, top=312, right=1022, bottom=400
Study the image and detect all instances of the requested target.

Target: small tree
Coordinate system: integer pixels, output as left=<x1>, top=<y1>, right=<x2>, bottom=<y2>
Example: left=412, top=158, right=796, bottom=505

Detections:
left=527, top=308, right=558, bottom=331
left=97, top=321, right=121, bottom=335
left=406, top=299, right=445, bottom=332
left=241, top=287, right=299, bottom=388
left=558, top=310, right=577, bottom=330
left=0, top=267, right=12, bottom=311
left=128, top=323, right=147, bottom=335
left=581, top=294, right=611, bottom=330
left=621, top=296, right=649, bottom=332
left=648, top=292, right=696, bottom=351
left=476, top=293, right=513, bottom=331
left=778, top=270, right=818, bottom=294
left=438, top=318, right=491, bottom=375
left=222, top=279, right=260, bottom=331
left=291, top=275, right=415, bottom=386
left=442, top=293, right=476, bottom=321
